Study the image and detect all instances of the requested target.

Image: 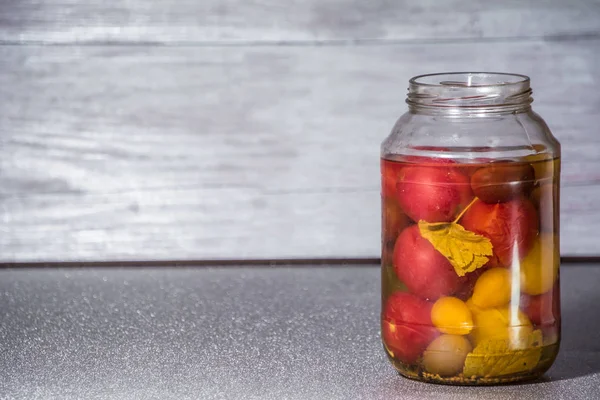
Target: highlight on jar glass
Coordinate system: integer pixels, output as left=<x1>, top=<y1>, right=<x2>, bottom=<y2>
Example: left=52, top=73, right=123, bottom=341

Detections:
left=380, top=72, right=561, bottom=385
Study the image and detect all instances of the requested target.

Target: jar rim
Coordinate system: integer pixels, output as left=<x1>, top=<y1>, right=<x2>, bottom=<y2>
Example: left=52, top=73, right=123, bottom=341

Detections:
left=409, top=72, right=530, bottom=88
left=407, top=72, right=533, bottom=114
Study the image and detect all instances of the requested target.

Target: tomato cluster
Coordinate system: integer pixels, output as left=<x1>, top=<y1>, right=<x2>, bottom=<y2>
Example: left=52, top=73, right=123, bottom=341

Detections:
left=381, top=156, right=559, bottom=381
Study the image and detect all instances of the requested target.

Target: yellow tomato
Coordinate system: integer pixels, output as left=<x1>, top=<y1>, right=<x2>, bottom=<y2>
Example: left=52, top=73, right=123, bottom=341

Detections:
left=471, top=268, right=512, bottom=309
left=470, top=306, right=533, bottom=349
left=520, top=234, right=559, bottom=295
left=431, top=297, right=473, bottom=335
left=466, top=297, right=483, bottom=315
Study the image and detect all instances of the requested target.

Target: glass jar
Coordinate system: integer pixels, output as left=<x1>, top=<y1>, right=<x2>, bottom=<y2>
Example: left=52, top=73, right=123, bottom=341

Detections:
left=380, top=72, right=560, bottom=385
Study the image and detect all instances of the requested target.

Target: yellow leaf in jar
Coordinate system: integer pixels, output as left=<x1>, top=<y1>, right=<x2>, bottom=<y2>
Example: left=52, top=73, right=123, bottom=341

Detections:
left=418, top=220, right=493, bottom=277
left=463, top=330, right=543, bottom=378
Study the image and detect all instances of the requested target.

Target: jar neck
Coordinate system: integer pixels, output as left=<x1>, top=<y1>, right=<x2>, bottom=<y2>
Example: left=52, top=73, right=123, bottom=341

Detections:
left=406, top=72, right=533, bottom=116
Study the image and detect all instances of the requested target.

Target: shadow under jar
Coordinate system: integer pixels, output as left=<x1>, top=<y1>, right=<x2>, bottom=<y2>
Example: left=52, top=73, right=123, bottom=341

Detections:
left=380, top=72, right=560, bottom=385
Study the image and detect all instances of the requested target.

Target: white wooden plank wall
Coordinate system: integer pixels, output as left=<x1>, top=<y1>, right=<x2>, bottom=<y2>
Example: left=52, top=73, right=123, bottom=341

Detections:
left=1, top=1, right=599, bottom=261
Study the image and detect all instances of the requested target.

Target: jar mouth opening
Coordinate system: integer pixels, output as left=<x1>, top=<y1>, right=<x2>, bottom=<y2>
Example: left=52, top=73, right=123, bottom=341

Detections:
left=407, top=72, right=532, bottom=113
left=410, top=72, right=530, bottom=88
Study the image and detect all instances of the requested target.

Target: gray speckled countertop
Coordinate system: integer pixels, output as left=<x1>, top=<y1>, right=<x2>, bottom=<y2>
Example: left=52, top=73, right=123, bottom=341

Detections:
left=1, top=264, right=599, bottom=400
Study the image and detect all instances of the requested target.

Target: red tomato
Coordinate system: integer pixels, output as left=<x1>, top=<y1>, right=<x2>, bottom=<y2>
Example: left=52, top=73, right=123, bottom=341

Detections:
left=382, top=292, right=438, bottom=364
left=396, top=165, right=473, bottom=223
left=461, top=197, right=539, bottom=267
left=393, top=225, right=460, bottom=300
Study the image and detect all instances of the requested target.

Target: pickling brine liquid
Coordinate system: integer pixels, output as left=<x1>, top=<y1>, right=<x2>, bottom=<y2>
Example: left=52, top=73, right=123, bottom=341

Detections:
left=381, top=155, right=560, bottom=385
